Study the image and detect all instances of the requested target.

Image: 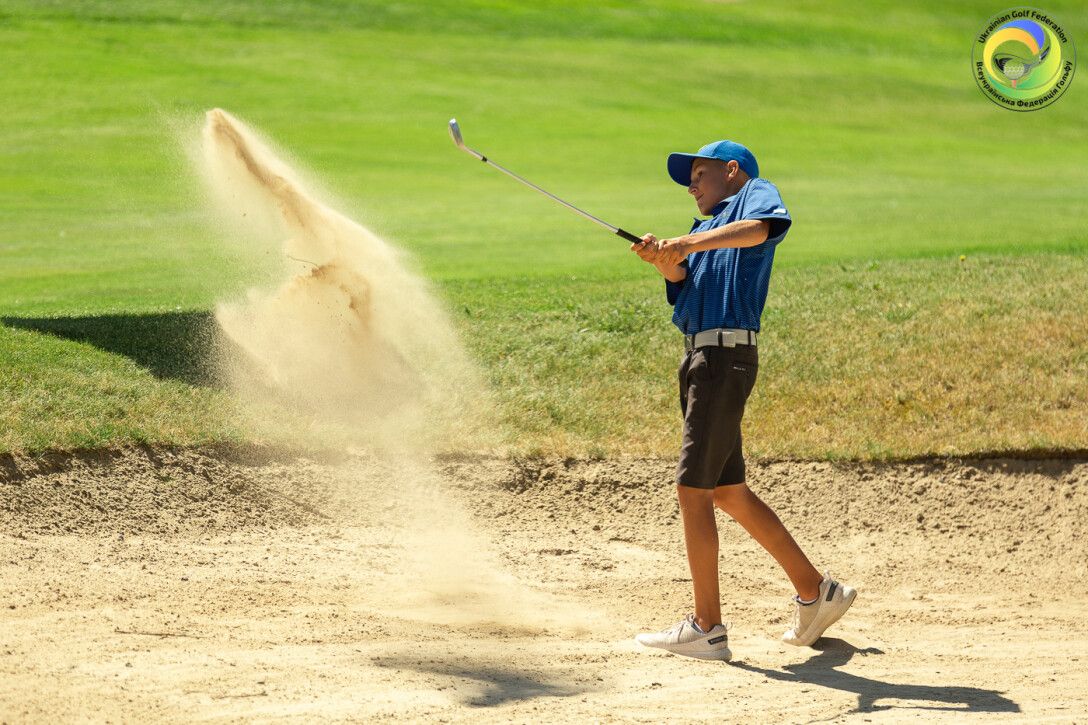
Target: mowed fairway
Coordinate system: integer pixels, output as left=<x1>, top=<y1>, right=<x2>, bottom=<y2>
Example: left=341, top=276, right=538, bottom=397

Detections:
left=1, top=1, right=1086, bottom=455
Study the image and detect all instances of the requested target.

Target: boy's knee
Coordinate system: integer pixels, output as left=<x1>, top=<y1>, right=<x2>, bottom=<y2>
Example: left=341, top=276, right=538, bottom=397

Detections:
left=676, top=484, right=715, bottom=511
left=713, top=483, right=749, bottom=513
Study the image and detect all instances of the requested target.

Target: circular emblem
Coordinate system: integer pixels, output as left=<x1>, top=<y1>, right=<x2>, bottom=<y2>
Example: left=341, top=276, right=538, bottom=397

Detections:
left=972, top=7, right=1076, bottom=111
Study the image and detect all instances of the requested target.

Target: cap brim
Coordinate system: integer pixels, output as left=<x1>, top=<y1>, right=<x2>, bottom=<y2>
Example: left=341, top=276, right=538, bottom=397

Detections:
left=667, top=152, right=712, bottom=186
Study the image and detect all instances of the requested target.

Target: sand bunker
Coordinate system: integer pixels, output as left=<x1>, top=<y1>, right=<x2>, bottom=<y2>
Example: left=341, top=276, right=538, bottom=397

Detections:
left=2, top=448, right=1086, bottom=721
left=199, top=109, right=480, bottom=451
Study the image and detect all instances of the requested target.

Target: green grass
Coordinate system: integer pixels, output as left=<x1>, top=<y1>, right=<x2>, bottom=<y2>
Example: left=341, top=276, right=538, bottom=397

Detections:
left=1, top=1, right=1086, bottom=457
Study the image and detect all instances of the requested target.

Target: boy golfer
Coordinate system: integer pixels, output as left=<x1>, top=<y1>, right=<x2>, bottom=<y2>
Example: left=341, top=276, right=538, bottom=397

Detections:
left=631, top=140, right=855, bottom=660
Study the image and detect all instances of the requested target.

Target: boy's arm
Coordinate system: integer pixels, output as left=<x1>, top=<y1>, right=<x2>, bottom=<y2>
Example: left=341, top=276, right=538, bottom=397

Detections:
left=658, top=262, right=687, bottom=283
left=655, top=219, right=770, bottom=267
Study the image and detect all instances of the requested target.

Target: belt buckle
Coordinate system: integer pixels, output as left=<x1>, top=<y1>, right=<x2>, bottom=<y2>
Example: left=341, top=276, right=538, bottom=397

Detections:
left=717, top=329, right=736, bottom=348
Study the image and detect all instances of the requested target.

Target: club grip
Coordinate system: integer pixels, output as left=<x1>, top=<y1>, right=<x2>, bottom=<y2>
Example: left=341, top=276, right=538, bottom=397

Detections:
left=615, top=228, right=642, bottom=244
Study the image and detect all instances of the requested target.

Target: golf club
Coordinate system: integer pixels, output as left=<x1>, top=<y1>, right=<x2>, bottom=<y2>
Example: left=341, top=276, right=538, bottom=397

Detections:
left=448, top=119, right=642, bottom=244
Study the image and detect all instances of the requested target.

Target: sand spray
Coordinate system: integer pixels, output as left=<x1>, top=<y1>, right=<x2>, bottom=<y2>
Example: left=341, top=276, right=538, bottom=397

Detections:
left=199, top=108, right=482, bottom=450
left=196, top=109, right=594, bottom=633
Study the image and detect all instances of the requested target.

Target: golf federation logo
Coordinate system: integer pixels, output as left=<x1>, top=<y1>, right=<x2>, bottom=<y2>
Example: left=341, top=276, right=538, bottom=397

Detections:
left=972, top=7, right=1075, bottom=111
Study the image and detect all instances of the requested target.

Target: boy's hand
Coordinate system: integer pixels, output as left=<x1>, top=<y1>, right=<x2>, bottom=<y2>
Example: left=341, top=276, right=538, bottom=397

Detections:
left=631, top=233, right=661, bottom=263
left=656, top=237, right=691, bottom=267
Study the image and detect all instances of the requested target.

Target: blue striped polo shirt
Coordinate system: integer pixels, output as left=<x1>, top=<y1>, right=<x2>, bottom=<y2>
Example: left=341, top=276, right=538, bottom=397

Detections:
left=665, top=177, right=791, bottom=334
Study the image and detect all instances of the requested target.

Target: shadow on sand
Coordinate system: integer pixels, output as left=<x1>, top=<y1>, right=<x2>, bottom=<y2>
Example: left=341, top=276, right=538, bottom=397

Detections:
left=731, top=637, right=1019, bottom=718
left=370, top=654, right=591, bottom=707
left=3, top=311, right=224, bottom=386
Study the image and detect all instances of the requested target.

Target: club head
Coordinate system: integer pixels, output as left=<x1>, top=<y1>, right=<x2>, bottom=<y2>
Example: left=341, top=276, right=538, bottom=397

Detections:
left=448, top=118, right=484, bottom=160
left=448, top=119, right=465, bottom=148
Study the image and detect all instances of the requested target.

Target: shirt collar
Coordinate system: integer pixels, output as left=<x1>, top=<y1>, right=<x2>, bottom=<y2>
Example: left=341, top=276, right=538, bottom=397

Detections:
left=709, top=193, right=738, bottom=216
left=692, top=193, right=738, bottom=225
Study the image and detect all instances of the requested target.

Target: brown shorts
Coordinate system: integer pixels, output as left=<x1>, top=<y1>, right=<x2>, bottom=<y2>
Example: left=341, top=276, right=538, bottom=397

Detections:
left=676, top=344, right=759, bottom=489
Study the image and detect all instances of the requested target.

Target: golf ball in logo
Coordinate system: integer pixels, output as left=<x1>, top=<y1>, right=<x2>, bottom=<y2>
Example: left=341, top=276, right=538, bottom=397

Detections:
left=1001, top=58, right=1027, bottom=80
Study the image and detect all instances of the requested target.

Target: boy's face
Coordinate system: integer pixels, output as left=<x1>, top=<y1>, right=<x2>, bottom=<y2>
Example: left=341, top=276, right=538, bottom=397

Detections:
left=689, top=158, right=745, bottom=216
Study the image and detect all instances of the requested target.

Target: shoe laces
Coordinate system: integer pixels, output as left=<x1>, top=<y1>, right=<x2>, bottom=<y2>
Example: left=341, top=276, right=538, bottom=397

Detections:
left=673, top=614, right=695, bottom=636
left=661, top=614, right=699, bottom=640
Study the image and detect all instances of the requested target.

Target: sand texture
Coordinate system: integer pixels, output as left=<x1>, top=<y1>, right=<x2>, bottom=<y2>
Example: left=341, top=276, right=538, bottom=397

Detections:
left=2, top=447, right=1085, bottom=722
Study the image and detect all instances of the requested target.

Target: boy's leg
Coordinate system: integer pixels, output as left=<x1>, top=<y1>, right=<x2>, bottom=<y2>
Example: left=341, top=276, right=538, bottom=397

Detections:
left=713, top=458, right=857, bottom=648
left=677, top=485, right=722, bottom=633
left=673, top=347, right=759, bottom=630
left=631, top=348, right=741, bottom=660
left=713, top=483, right=822, bottom=601
left=635, top=483, right=732, bottom=661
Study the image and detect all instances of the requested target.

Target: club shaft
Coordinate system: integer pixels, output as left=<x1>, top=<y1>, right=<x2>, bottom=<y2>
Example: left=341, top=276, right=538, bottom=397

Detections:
left=471, top=153, right=642, bottom=243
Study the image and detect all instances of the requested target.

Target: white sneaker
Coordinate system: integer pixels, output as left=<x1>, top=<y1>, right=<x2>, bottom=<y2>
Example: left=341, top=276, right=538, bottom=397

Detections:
left=635, top=614, right=732, bottom=661
left=782, top=572, right=857, bottom=647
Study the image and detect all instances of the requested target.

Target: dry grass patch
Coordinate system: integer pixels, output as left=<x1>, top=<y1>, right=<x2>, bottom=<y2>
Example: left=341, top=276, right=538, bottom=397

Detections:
left=452, top=253, right=1088, bottom=459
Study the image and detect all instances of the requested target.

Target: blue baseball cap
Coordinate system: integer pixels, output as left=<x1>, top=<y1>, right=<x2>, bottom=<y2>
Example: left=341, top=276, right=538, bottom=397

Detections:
left=667, top=140, right=759, bottom=186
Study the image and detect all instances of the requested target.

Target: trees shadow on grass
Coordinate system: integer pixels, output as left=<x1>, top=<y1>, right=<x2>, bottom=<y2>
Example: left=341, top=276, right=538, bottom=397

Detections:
left=3, top=311, right=225, bottom=387
left=730, top=637, right=1019, bottom=718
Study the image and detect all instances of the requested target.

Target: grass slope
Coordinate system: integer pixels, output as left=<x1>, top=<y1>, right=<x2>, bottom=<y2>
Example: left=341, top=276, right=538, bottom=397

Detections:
left=1, top=1, right=1085, bottom=456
